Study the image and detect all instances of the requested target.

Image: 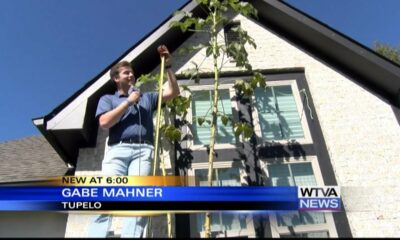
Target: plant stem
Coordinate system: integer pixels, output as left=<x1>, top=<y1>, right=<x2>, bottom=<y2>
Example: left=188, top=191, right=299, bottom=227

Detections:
left=147, top=55, right=165, bottom=238
left=204, top=8, right=220, bottom=238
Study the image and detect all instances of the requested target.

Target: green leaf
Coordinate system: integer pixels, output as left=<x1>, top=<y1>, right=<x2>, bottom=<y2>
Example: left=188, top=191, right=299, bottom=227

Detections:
left=210, top=0, right=221, bottom=9
left=250, top=77, right=258, bottom=89
left=197, top=117, right=205, bottom=126
left=169, top=20, right=182, bottom=29
left=253, top=72, right=266, bottom=88
left=234, top=123, right=243, bottom=137
left=173, top=10, right=191, bottom=17
left=233, top=122, right=253, bottom=139
left=233, top=79, right=245, bottom=92
left=206, top=45, right=213, bottom=57
left=195, top=18, right=205, bottom=30
left=221, top=115, right=230, bottom=126
left=172, top=129, right=181, bottom=141
left=182, top=68, right=197, bottom=78
left=234, top=78, right=255, bottom=97
left=165, top=95, right=192, bottom=117
left=180, top=85, right=192, bottom=93
left=242, top=123, right=253, bottom=140
left=136, top=73, right=158, bottom=87
left=197, top=0, right=210, bottom=5
left=161, top=125, right=181, bottom=142
left=170, top=16, right=203, bottom=32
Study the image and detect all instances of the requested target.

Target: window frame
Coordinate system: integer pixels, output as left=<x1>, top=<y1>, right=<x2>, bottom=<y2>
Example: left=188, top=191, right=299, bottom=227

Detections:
left=251, top=80, right=313, bottom=145
left=260, top=156, right=338, bottom=238
left=187, top=161, right=256, bottom=238
left=183, top=84, right=240, bottom=151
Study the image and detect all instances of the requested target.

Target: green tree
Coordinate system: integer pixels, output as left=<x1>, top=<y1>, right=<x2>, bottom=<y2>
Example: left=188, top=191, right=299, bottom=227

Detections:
left=170, top=0, right=264, bottom=237
left=373, top=41, right=400, bottom=65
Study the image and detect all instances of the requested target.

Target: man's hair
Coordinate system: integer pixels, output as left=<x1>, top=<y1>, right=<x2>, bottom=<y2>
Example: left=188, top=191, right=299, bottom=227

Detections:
left=109, top=61, right=133, bottom=80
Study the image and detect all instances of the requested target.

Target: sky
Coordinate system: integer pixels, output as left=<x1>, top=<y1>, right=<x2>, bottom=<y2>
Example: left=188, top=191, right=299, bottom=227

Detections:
left=0, top=0, right=399, bottom=143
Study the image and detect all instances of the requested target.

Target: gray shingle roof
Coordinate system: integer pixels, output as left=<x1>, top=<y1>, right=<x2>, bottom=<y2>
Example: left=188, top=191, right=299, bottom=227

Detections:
left=0, top=135, right=68, bottom=183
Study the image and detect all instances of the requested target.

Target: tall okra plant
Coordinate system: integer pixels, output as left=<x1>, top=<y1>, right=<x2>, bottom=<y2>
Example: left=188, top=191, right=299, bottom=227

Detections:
left=169, top=0, right=266, bottom=237
left=137, top=71, right=192, bottom=238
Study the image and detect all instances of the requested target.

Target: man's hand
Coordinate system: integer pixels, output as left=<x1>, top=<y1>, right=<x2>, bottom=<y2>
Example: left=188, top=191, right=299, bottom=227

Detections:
left=157, top=45, right=171, bottom=66
left=127, top=90, right=141, bottom=104
left=157, top=44, right=180, bottom=102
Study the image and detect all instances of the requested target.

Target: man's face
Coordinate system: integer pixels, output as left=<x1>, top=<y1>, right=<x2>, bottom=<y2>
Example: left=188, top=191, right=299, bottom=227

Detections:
left=115, top=66, right=135, bottom=86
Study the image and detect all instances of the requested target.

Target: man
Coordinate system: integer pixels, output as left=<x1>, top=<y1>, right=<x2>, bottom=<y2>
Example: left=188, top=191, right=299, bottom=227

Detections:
left=88, top=45, right=179, bottom=238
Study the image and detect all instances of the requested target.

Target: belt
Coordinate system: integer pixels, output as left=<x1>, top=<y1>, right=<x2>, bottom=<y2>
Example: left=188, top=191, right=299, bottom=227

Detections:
left=108, top=139, right=152, bottom=146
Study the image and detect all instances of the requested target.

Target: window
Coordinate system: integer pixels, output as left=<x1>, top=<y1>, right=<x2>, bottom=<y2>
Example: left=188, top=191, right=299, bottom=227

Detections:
left=224, top=21, right=241, bottom=58
left=255, top=86, right=304, bottom=140
left=184, top=84, right=238, bottom=150
left=192, top=89, right=235, bottom=145
left=268, top=163, right=326, bottom=227
left=188, top=162, right=256, bottom=238
left=280, top=231, right=329, bottom=238
left=261, top=157, right=338, bottom=238
left=195, top=168, right=247, bottom=234
left=252, top=80, right=312, bottom=144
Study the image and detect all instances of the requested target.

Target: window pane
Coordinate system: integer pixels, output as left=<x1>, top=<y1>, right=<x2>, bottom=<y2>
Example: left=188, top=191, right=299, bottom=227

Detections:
left=192, top=90, right=235, bottom=145
left=291, top=163, right=316, bottom=186
left=290, top=163, right=326, bottom=225
left=300, top=211, right=326, bottom=225
left=194, top=168, right=241, bottom=187
left=195, top=169, right=217, bottom=186
left=267, top=164, right=294, bottom=186
left=221, top=213, right=247, bottom=231
left=255, top=87, right=281, bottom=140
left=196, top=212, right=222, bottom=232
left=216, top=90, right=235, bottom=144
left=255, top=86, right=304, bottom=141
left=267, top=163, right=325, bottom=227
left=217, top=168, right=246, bottom=231
left=281, top=231, right=329, bottom=238
left=216, top=167, right=241, bottom=186
left=194, top=167, right=247, bottom=233
left=305, top=231, right=329, bottom=238
left=192, top=91, right=212, bottom=145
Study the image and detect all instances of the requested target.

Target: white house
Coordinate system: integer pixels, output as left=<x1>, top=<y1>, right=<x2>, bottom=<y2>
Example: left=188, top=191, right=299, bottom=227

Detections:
left=2, top=0, right=398, bottom=238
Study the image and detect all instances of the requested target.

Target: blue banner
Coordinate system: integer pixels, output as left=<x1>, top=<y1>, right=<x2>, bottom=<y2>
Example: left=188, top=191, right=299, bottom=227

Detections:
left=0, top=186, right=299, bottom=211
left=0, top=186, right=297, bottom=201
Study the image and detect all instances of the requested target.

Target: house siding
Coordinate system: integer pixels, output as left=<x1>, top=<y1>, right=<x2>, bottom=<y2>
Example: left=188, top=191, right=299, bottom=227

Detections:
left=65, top=12, right=399, bottom=237
left=173, top=13, right=400, bottom=237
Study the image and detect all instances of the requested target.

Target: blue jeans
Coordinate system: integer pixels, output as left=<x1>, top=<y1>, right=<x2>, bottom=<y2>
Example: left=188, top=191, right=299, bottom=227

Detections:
left=88, top=143, right=153, bottom=238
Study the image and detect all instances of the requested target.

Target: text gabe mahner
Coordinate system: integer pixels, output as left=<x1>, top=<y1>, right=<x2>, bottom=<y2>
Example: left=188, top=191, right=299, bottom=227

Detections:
left=61, top=187, right=163, bottom=210
left=62, top=187, right=163, bottom=198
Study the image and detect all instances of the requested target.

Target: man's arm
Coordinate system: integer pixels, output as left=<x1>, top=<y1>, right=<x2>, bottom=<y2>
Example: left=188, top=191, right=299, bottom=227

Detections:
left=158, top=45, right=180, bottom=102
left=99, top=91, right=140, bottom=129
left=162, top=68, right=180, bottom=102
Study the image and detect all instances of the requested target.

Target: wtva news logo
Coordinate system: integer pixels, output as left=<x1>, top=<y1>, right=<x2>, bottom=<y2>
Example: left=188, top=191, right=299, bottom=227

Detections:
left=298, top=186, right=341, bottom=211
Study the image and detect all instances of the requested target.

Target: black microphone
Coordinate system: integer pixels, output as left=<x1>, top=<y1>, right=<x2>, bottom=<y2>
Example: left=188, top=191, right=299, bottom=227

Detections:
left=129, top=86, right=139, bottom=93
left=128, top=86, right=142, bottom=106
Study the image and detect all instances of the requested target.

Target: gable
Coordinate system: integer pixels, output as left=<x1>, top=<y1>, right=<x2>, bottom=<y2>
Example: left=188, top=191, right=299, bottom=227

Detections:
left=33, top=0, right=400, bottom=166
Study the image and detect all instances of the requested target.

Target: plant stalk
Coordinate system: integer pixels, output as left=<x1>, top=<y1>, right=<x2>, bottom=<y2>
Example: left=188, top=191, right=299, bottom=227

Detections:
left=204, top=9, right=219, bottom=238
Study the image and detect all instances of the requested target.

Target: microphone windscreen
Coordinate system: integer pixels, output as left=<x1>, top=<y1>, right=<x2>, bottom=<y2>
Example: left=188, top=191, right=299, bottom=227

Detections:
left=129, top=86, right=140, bottom=94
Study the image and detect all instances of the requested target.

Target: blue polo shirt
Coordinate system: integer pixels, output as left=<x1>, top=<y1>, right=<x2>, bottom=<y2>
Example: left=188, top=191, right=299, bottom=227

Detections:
left=95, top=89, right=159, bottom=145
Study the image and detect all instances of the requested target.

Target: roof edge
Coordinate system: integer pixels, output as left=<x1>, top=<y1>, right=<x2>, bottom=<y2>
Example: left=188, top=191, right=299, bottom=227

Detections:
left=32, top=117, right=71, bottom=166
